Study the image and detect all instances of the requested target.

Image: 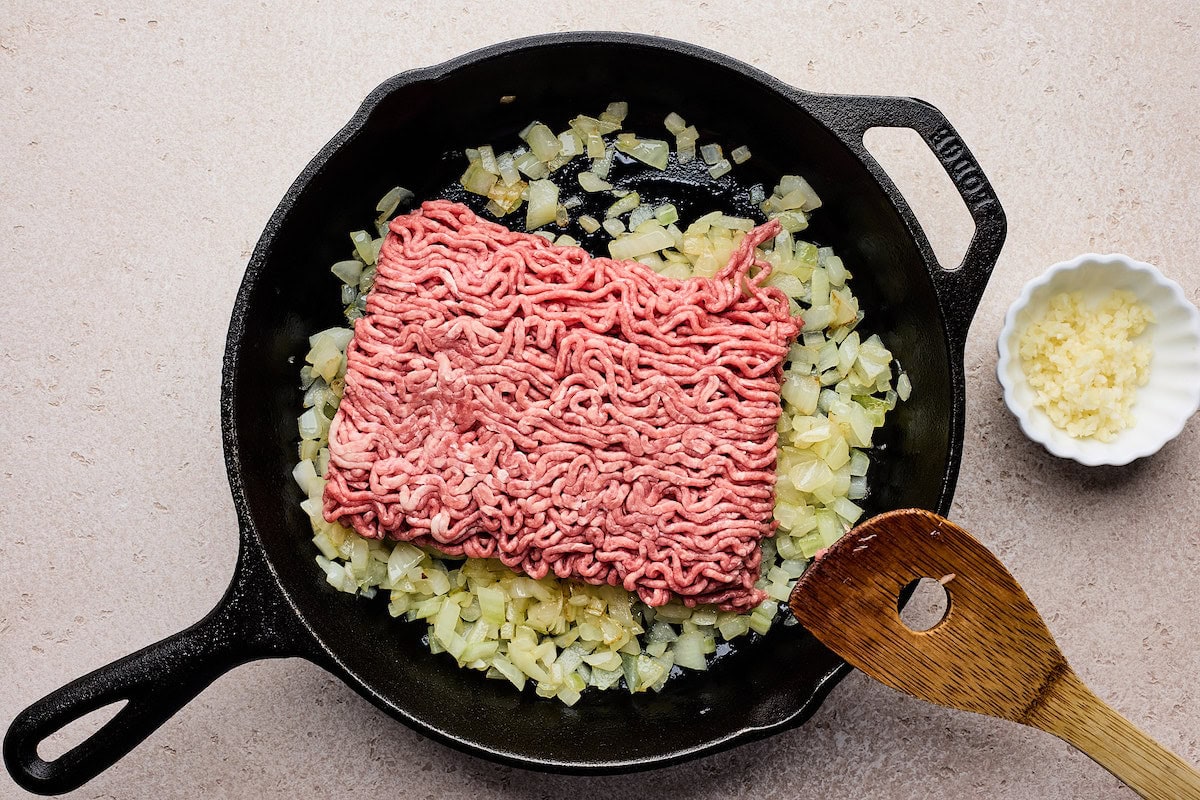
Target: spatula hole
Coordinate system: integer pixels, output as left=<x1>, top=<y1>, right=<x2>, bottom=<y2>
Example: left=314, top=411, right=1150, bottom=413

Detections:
left=899, top=577, right=950, bottom=632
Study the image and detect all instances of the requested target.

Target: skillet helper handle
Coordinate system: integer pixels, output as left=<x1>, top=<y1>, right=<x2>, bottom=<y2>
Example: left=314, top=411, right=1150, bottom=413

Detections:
left=803, top=93, right=1007, bottom=349
left=4, top=546, right=313, bottom=796
left=1025, top=671, right=1200, bottom=800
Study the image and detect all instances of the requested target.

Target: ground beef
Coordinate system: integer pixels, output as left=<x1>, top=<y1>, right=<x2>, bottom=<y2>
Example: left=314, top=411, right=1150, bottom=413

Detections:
left=323, top=200, right=800, bottom=611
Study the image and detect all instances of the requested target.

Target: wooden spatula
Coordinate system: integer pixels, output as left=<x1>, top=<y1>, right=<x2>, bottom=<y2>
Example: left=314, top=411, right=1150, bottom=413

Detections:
left=788, top=507, right=1200, bottom=800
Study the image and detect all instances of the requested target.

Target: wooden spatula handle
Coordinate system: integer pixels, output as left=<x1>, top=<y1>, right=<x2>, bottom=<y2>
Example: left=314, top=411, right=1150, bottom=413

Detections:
left=790, top=509, right=1200, bottom=799
left=1026, top=669, right=1200, bottom=800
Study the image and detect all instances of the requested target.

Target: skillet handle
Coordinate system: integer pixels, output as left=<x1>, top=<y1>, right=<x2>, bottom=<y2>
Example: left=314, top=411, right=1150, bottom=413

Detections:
left=3, top=544, right=318, bottom=796
left=803, top=93, right=1007, bottom=350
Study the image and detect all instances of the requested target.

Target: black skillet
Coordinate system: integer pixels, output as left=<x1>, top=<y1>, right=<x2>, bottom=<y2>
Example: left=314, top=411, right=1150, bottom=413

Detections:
left=4, top=32, right=1006, bottom=795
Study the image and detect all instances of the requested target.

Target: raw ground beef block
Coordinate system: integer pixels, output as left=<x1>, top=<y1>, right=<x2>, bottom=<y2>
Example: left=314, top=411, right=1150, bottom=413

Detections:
left=323, top=199, right=801, bottom=611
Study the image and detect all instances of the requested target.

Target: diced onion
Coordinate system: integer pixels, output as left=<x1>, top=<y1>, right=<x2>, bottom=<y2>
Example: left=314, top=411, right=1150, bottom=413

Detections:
left=349, top=230, right=376, bottom=265
left=478, top=145, right=499, bottom=175
left=628, top=205, right=655, bottom=230
left=663, top=112, right=687, bottom=135
left=525, top=179, right=559, bottom=230
left=522, top=123, right=561, bottom=161
left=330, top=260, right=362, bottom=286
left=605, top=191, right=641, bottom=219
left=653, top=204, right=678, bottom=225
left=577, top=171, right=613, bottom=192
left=374, top=185, right=413, bottom=218
left=461, top=162, right=498, bottom=197
left=615, top=137, right=670, bottom=170
left=303, top=103, right=906, bottom=707
left=608, top=227, right=675, bottom=260
left=497, top=152, right=520, bottom=186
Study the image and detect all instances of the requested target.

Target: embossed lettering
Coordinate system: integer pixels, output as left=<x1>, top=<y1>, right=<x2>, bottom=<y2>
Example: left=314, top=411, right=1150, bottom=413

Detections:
left=932, top=130, right=965, bottom=162
left=928, top=127, right=995, bottom=214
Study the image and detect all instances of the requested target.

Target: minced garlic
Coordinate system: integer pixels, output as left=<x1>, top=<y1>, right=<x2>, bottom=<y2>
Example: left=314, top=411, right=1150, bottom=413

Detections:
left=1018, top=290, right=1154, bottom=441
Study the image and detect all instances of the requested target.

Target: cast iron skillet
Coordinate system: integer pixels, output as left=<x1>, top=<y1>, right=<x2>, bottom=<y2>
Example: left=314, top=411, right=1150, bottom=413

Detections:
left=5, top=32, right=1005, bottom=795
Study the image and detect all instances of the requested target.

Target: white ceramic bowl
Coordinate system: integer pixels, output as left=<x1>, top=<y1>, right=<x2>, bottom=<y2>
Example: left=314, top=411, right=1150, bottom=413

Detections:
left=997, top=253, right=1200, bottom=465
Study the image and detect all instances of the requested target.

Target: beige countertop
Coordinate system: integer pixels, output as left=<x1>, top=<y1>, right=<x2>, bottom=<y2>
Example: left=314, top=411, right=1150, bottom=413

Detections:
left=2, top=2, right=1198, bottom=798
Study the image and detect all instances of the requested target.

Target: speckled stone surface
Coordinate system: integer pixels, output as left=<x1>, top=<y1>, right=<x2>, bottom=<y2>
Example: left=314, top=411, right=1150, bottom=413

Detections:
left=2, top=2, right=1197, bottom=798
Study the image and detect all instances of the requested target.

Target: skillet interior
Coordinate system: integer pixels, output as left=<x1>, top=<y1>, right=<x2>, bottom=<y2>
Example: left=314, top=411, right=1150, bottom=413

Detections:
left=228, top=37, right=958, bottom=770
